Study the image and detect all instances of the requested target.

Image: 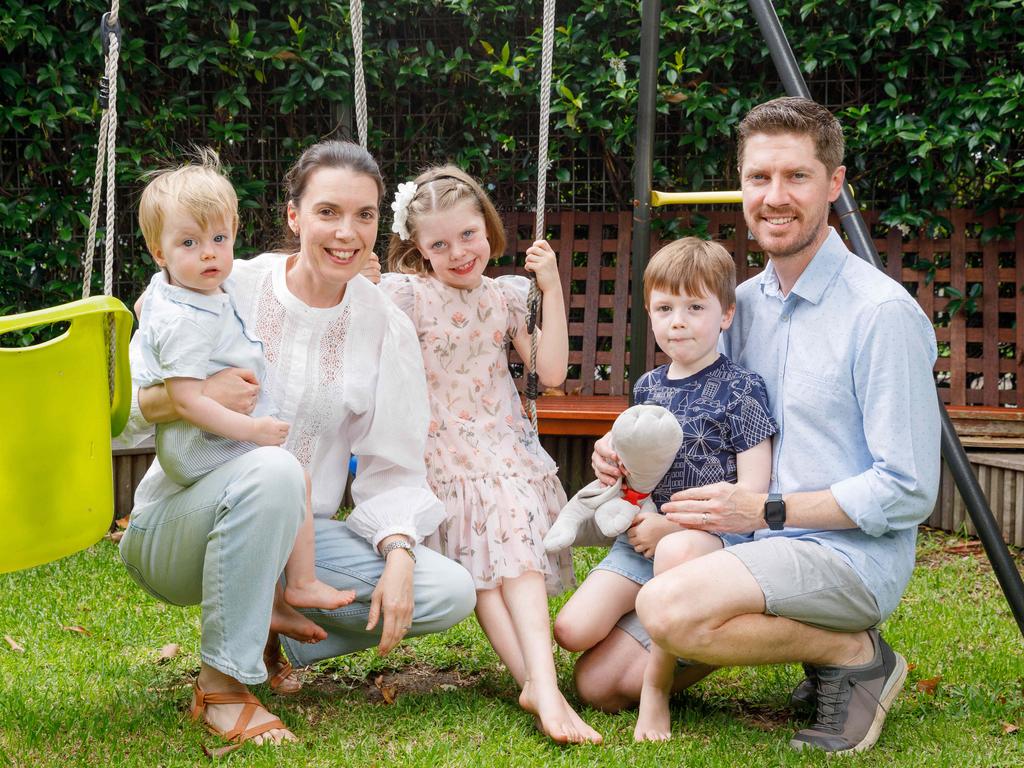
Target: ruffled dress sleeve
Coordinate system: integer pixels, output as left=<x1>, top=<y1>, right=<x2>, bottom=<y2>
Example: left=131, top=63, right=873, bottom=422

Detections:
left=378, top=272, right=417, bottom=322
left=494, top=274, right=531, bottom=341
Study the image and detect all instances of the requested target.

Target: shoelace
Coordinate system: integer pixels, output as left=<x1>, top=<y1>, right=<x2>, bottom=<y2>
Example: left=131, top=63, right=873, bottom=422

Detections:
left=813, top=674, right=890, bottom=733
left=812, top=676, right=851, bottom=732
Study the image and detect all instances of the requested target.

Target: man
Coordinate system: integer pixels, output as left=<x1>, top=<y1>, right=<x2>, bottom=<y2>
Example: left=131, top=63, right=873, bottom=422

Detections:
left=579, top=97, right=941, bottom=754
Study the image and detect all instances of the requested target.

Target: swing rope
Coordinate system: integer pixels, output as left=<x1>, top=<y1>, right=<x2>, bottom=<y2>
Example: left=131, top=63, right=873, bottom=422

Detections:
left=349, top=0, right=368, bottom=149
left=81, top=2, right=122, bottom=399
left=524, top=0, right=557, bottom=432
left=83, top=2, right=121, bottom=301
left=345, top=0, right=554, bottom=431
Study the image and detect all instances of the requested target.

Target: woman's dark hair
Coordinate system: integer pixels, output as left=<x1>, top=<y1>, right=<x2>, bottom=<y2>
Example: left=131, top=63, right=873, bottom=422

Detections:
left=277, top=140, right=386, bottom=252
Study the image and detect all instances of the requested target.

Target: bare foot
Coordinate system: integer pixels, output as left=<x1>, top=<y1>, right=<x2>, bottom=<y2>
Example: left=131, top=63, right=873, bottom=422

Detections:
left=634, top=682, right=672, bottom=742
left=271, top=588, right=326, bottom=644
left=284, top=579, right=357, bottom=611
left=194, top=665, right=295, bottom=746
left=520, top=680, right=600, bottom=745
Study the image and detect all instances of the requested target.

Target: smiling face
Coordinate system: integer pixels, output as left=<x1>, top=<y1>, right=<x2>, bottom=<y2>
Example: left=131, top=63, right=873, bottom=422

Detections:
left=740, top=132, right=845, bottom=268
left=648, top=287, right=734, bottom=379
left=287, top=166, right=380, bottom=293
left=153, top=205, right=235, bottom=295
left=413, top=199, right=491, bottom=290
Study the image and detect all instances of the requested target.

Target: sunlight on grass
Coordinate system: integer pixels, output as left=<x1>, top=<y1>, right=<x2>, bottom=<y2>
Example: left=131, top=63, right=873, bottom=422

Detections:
left=1, top=530, right=1021, bottom=767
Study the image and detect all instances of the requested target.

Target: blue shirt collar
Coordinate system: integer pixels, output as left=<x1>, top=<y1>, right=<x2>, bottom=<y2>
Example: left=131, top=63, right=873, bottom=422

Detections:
left=758, top=227, right=848, bottom=305
left=149, top=271, right=229, bottom=314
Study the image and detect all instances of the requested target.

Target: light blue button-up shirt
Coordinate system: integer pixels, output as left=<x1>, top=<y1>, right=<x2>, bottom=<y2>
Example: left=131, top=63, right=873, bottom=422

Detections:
left=721, top=228, right=941, bottom=620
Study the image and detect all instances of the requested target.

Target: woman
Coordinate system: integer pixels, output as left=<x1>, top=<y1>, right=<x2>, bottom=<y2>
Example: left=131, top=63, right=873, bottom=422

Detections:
left=116, top=141, right=477, bottom=746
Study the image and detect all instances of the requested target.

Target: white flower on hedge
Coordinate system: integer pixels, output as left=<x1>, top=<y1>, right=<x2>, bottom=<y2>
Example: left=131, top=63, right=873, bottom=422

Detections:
left=390, top=181, right=418, bottom=241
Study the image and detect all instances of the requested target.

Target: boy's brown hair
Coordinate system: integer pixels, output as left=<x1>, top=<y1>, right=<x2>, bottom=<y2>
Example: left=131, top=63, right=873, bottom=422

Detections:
left=138, top=147, right=238, bottom=258
left=643, top=237, right=736, bottom=309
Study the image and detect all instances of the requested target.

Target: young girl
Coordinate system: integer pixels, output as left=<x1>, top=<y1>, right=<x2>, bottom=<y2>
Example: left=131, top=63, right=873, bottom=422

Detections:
left=381, top=166, right=601, bottom=745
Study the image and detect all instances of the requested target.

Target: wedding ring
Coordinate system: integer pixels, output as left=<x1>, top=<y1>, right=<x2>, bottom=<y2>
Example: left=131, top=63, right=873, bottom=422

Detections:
left=701, top=512, right=709, bottom=526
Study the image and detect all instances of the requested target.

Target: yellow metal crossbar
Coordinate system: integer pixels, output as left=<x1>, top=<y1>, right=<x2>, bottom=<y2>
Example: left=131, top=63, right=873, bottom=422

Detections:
left=651, top=190, right=742, bottom=206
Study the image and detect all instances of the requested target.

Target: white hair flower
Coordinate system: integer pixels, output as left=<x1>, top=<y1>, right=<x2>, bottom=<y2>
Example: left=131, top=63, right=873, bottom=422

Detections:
left=390, top=181, right=418, bottom=241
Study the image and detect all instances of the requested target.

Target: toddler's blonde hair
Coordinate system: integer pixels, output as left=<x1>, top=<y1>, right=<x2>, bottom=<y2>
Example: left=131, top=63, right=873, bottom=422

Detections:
left=138, top=147, right=238, bottom=258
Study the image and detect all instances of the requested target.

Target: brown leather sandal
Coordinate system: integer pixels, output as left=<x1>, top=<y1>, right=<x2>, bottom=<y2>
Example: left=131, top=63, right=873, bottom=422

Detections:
left=268, top=660, right=302, bottom=696
left=190, top=680, right=289, bottom=746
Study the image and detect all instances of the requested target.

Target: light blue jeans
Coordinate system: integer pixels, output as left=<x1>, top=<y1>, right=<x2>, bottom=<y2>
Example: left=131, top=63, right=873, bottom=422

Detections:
left=119, top=446, right=476, bottom=683
left=280, top=518, right=477, bottom=668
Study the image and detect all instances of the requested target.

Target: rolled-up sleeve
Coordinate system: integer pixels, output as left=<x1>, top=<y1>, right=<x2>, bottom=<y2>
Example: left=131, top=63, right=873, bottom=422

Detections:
left=830, top=299, right=941, bottom=536
left=345, top=308, right=445, bottom=549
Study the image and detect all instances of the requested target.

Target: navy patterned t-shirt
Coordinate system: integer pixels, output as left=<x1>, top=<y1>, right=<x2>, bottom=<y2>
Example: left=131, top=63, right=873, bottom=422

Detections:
left=634, top=355, right=778, bottom=509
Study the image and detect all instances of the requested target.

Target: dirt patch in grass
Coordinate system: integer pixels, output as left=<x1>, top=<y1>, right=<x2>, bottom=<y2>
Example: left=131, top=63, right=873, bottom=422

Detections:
left=301, top=662, right=483, bottom=703
left=730, top=702, right=798, bottom=731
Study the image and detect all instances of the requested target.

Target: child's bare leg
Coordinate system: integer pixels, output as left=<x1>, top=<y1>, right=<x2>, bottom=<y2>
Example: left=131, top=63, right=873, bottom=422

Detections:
left=501, top=572, right=603, bottom=745
left=283, top=472, right=356, bottom=610
left=553, top=570, right=642, bottom=653
left=635, top=530, right=722, bottom=741
left=635, top=643, right=677, bottom=741
left=476, top=588, right=527, bottom=686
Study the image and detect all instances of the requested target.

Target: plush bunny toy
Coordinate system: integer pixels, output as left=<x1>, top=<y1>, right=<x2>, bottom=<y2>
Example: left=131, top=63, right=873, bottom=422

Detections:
left=543, top=404, right=683, bottom=552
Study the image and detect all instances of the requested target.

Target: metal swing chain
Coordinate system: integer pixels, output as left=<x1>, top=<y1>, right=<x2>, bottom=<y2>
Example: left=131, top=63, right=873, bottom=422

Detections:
left=350, top=0, right=368, bottom=149
left=525, top=0, right=557, bottom=432
left=83, top=1, right=121, bottom=301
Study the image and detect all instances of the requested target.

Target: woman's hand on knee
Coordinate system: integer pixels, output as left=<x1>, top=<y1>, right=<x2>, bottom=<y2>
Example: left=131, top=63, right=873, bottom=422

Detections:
left=367, top=542, right=416, bottom=655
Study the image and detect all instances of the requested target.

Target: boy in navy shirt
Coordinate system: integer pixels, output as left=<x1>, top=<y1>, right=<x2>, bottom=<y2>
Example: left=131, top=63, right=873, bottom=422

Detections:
left=553, top=238, right=777, bottom=741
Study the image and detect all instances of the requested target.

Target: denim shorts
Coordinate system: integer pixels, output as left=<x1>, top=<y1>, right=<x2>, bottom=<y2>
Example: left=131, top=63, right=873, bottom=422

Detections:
left=591, top=532, right=654, bottom=585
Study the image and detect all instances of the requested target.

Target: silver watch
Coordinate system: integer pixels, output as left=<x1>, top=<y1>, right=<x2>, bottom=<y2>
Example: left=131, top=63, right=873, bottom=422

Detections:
left=381, top=539, right=416, bottom=563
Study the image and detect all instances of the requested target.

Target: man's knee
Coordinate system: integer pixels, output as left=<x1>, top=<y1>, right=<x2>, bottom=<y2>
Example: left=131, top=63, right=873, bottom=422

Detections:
left=635, top=577, right=708, bottom=652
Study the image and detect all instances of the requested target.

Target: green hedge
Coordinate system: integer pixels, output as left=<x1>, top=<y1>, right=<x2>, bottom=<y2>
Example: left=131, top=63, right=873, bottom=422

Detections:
left=2, top=0, right=1022, bottom=316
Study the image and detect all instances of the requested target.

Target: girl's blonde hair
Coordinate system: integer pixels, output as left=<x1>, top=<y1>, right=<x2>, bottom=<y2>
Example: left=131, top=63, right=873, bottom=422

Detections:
left=138, top=147, right=238, bottom=258
left=387, top=165, right=506, bottom=275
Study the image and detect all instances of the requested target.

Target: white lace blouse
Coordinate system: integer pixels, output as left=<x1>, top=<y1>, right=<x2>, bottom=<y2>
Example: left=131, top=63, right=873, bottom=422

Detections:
left=116, top=253, right=444, bottom=548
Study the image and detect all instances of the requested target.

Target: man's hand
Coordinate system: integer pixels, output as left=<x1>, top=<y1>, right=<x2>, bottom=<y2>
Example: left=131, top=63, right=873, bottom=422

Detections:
left=662, top=482, right=766, bottom=534
left=626, top=511, right=681, bottom=558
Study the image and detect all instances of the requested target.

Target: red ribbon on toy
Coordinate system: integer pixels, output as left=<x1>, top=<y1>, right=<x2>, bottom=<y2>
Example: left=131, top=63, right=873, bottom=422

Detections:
left=621, top=484, right=650, bottom=507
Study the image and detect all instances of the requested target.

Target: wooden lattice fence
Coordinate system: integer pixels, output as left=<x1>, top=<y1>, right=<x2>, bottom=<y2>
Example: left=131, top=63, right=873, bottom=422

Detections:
left=492, top=208, right=1023, bottom=408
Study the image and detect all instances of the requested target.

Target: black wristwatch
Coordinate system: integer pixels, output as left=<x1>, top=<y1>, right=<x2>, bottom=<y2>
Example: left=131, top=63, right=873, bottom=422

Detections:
left=764, top=493, right=786, bottom=531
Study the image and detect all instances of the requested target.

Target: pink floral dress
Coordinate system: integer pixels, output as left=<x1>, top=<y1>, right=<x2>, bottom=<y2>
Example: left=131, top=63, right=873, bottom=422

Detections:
left=381, top=273, right=574, bottom=595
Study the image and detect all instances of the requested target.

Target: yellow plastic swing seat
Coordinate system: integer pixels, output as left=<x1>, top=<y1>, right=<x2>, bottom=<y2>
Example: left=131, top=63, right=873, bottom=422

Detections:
left=0, top=296, right=132, bottom=573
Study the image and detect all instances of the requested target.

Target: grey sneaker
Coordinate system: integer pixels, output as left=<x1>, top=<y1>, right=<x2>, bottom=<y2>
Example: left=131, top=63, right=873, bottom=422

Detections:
left=789, top=663, right=819, bottom=711
left=789, top=630, right=908, bottom=754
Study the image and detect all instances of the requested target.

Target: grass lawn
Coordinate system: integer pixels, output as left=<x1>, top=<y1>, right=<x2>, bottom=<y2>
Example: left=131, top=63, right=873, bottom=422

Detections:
left=1, top=529, right=1021, bottom=767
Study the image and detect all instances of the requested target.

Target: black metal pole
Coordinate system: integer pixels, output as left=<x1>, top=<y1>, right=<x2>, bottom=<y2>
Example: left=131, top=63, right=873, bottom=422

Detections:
left=628, top=0, right=661, bottom=401
left=748, top=0, right=1024, bottom=639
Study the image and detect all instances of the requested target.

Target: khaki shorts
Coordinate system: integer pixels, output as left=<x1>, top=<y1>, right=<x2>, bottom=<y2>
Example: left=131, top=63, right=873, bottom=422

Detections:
left=615, top=536, right=881, bottom=651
